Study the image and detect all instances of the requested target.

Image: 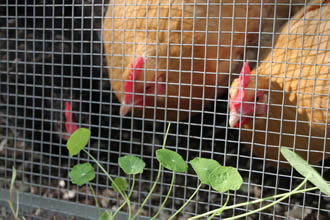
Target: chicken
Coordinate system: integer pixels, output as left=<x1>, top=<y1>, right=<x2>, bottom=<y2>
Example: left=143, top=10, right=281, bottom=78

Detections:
left=229, top=0, right=330, bottom=166
left=103, top=0, right=297, bottom=121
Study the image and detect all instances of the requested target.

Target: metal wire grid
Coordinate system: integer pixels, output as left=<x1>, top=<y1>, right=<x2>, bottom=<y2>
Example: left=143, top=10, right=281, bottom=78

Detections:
left=0, top=0, right=329, bottom=219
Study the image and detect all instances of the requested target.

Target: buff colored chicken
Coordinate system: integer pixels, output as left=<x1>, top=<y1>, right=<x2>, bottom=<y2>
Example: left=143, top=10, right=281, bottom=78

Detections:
left=103, top=0, right=298, bottom=121
left=229, top=0, right=330, bottom=167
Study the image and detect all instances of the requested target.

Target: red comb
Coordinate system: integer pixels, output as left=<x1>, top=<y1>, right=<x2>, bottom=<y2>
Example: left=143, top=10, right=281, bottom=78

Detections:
left=65, top=101, right=78, bottom=135
left=239, top=61, right=251, bottom=88
left=123, top=57, right=144, bottom=102
left=230, top=61, right=251, bottom=112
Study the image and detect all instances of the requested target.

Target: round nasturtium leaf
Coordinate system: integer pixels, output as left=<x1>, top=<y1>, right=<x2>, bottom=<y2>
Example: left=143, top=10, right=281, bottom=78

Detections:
left=67, top=128, right=91, bottom=157
left=209, top=166, right=243, bottom=193
left=112, top=177, right=129, bottom=193
left=119, top=155, right=145, bottom=175
left=281, top=147, right=330, bottom=196
left=69, top=163, right=95, bottom=186
left=156, top=149, right=188, bottom=173
left=190, top=157, right=222, bottom=186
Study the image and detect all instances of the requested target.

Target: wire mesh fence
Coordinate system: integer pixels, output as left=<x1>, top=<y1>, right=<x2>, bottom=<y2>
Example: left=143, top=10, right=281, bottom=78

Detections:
left=0, top=0, right=329, bottom=219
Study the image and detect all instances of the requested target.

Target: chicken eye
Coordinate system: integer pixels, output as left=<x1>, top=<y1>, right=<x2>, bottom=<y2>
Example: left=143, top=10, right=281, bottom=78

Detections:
left=145, top=85, right=152, bottom=91
left=256, top=96, right=260, bottom=102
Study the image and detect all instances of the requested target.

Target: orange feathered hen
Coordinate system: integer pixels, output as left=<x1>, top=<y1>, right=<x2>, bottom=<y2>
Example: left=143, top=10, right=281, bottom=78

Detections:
left=229, top=0, right=330, bottom=166
left=103, top=0, right=290, bottom=121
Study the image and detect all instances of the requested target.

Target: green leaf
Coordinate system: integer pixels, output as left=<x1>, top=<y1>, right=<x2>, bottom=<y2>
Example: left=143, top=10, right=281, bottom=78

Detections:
left=119, top=155, right=146, bottom=175
left=281, top=147, right=330, bottom=196
left=99, top=211, right=113, bottom=220
left=112, top=177, right=129, bottom=193
left=69, top=163, right=95, bottom=186
left=209, top=166, right=243, bottom=193
left=67, top=128, right=91, bottom=157
left=156, top=149, right=188, bottom=173
left=190, top=157, right=221, bottom=186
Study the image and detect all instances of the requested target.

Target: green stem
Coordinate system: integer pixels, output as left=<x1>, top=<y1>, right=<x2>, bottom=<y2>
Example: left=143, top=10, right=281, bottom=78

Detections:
left=125, top=191, right=132, bottom=219
left=15, top=192, right=19, bottom=218
left=89, top=183, right=101, bottom=216
left=9, top=168, right=16, bottom=209
left=169, top=183, right=203, bottom=220
left=224, top=178, right=308, bottom=220
left=113, top=175, right=136, bottom=218
left=6, top=201, right=18, bottom=220
left=83, top=149, right=131, bottom=218
left=129, top=175, right=136, bottom=198
left=151, top=171, right=176, bottom=220
left=132, top=123, right=171, bottom=220
left=132, top=162, right=162, bottom=220
left=162, top=123, right=171, bottom=150
left=8, top=167, right=19, bottom=220
left=189, top=180, right=320, bottom=220
left=207, top=191, right=230, bottom=220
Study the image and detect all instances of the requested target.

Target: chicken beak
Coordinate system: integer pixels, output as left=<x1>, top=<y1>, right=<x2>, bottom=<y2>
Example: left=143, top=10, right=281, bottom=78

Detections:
left=120, top=102, right=132, bottom=116
left=229, top=112, right=240, bottom=128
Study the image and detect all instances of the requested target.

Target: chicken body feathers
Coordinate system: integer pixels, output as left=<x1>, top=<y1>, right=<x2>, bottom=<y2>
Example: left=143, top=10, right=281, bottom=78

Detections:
left=104, top=0, right=287, bottom=120
left=230, top=0, right=330, bottom=166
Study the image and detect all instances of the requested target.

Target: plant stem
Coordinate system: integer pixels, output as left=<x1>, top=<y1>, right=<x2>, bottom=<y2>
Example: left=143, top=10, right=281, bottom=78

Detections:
left=89, top=183, right=101, bottom=216
left=151, top=171, right=176, bottom=220
left=6, top=201, right=18, bottom=220
left=9, top=167, right=16, bottom=209
left=8, top=167, right=19, bottom=220
left=132, top=123, right=171, bottom=220
left=124, top=191, right=132, bottom=219
left=189, top=180, right=322, bottom=220
left=169, top=183, right=203, bottom=220
left=162, top=123, right=171, bottom=150
left=132, top=162, right=162, bottom=220
left=129, top=175, right=136, bottom=198
left=83, top=149, right=131, bottom=218
left=113, top=175, right=136, bottom=218
left=207, top=191, right=230, bottom=220
left=15, top=192, right=19, bottom=218
left=223, top=178, right=308, bottom=220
